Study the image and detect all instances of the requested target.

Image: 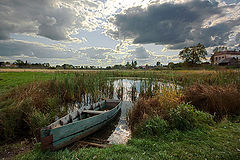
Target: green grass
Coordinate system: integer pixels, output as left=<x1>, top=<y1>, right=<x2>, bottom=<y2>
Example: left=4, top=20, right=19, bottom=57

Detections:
left=1, top=70, right=239, bottom=95
left=16, top=120, right=240, bottom=160
left=0, top=72, right=56, bottom=94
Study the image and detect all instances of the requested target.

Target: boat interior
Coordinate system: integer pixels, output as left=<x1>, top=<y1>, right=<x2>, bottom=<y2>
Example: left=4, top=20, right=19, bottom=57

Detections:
left=48, top=100, right=120, bottom=129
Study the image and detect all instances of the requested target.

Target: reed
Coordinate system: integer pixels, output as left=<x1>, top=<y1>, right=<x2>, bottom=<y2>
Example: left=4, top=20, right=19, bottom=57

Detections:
left=0, top=72, right=116, bottom=141
left=1, top=69, right=239, bottom=142
left=182, top=84, right=240, bottom=119
left=127, top=86, right=181, bottom=132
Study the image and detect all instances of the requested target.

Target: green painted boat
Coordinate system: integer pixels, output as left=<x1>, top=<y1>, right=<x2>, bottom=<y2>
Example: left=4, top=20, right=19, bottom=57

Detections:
left=41, top=99, right=121, bottom=151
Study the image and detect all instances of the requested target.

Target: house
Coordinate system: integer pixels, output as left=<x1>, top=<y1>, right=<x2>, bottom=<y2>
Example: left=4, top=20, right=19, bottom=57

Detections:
left=219, top=58, right=238, bottom=66
left=213, top=51, right=240, bottom=65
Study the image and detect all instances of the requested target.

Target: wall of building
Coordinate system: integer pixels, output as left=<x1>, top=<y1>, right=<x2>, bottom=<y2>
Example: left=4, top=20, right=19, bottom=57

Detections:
left=214, top=54, right=240, bottom=65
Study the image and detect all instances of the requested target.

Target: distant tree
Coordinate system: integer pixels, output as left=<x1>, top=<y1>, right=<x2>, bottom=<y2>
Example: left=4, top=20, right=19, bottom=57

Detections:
left=106, top=66, right=111, bottom=70
left=168, top=62, right=175, bottom=69
left=126, top=62, right=131, bottom=69
left=156, top=61, right=161, bottom=66
left=0, top=62, right=4, bottom=67
left=131, top=60, right=137, bottom=68
left=213, top=46, right=228, bottom=53
left=14, top=59, right=25, bottom=67
left=134, top=61, right=137, bottom=68
left=14, top=59, right=24, bottom=65
left=179, top=43, right=207, bottom=64
left=210, top=54, right=214, bottom=64
left=43, top=63, right=50, bottom=68
left=62, top=64, right=74, bottom=69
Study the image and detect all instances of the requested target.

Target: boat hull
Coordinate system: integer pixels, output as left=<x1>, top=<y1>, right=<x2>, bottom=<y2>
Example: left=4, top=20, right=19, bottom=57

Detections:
left=41, top=100, right=121, bottom=151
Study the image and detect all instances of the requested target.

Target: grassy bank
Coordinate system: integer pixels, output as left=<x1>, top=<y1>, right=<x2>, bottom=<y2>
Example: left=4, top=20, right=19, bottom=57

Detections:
left=16, top=120, right=240, bottom=160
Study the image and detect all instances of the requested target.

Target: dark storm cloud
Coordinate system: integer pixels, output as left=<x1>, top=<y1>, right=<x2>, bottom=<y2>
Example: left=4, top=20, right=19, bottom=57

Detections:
left=0, top=40, right=73, bottom=58
left=0, top=0, right=75, bottom=40
left=110, top=0, right=240, bottom=49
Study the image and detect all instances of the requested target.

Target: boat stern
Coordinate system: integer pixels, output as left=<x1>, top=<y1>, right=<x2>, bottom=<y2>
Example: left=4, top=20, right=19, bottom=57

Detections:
left=41, top=127, right=53, bottom=151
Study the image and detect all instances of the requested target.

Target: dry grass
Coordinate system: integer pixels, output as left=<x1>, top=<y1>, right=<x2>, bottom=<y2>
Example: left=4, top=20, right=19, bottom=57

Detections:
left=182, top=84, right=240, bottom=119
left=1, top=81, right=54, bottom=110
left=0, top=68, right=98, bottom=73
left=128, top=87, right=181, bottom=131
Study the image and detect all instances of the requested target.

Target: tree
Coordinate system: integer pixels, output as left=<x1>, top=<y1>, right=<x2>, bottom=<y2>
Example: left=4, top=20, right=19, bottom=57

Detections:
left=14, top=59, right=25, bottom=67
left=213, top=46, right=227, bottom=53
left=179, top=43, right=207, bottom=64
left=14, top=59, right=24, bottom=65
left=126, top=62, right=131, bottom=69
left=131, top=60, right=137, bottom=68
left=134, top=61, right=137, bottom=68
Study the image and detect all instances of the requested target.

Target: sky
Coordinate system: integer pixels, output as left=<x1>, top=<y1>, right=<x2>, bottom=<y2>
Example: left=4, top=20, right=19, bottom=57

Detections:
left=0, top=0, right=239, bottom=67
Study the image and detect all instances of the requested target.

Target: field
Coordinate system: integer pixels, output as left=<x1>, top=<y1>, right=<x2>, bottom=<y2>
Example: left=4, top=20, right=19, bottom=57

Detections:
left=0, top=69, right=240, bottom=160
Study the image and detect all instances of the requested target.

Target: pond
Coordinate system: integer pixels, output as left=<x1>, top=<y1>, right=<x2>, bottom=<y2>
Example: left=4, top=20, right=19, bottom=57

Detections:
left=66, top=78, right=179, bottom=145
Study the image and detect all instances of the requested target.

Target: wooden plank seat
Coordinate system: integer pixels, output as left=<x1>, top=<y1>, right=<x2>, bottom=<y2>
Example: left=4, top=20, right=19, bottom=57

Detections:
left=82, top=110, right=106, bottom=115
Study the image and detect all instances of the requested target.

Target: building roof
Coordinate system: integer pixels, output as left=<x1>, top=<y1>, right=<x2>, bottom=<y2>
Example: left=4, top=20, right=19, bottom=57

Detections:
left=214, top=51, right=240, bottom=56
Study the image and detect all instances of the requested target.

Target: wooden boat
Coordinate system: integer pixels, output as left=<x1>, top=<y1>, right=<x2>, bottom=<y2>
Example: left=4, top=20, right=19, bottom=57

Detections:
left=40, top=99, right=121, bottom=151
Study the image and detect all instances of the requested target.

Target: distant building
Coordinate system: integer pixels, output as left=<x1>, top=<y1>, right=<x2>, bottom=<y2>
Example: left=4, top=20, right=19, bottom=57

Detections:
left=213, top=51, right=240, bottom=65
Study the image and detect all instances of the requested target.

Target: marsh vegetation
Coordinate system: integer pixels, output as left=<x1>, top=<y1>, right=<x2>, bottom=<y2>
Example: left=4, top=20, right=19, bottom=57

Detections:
left=0, top=69, right=240, bottom=159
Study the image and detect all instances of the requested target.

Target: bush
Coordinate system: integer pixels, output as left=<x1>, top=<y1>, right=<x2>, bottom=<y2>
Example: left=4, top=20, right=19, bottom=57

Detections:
left=130, top=101, right=215, bottom=137
left=169, top=103, right=215, bottom=131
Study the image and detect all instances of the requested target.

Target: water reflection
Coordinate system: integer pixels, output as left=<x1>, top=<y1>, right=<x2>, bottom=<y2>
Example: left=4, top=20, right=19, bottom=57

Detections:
left=107, top=101, right=132, bottom=144
left=66, top=78, right=179, bottom=145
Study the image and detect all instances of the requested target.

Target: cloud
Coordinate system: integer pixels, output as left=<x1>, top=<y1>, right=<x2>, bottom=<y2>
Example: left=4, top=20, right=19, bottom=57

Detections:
left=108, top=0, right=240, bottom=49
left=124, top=46, right=180, bottom=65
left=130, top=47, right=151, bottom=59
left=0, top=0, right=75, bottom=40
left=79, top=47, right=114, bottom=59
left=0, top=40, right=74, bottom=58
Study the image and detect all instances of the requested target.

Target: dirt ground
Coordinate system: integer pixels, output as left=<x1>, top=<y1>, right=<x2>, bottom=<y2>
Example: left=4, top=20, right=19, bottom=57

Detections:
left=0, top=139, right=34, bottom=160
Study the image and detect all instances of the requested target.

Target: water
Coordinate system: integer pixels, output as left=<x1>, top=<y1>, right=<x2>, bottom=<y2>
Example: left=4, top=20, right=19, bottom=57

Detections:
left=66, top=78, right=179, bottom=145
left=107, top=101, right=133, bottom=144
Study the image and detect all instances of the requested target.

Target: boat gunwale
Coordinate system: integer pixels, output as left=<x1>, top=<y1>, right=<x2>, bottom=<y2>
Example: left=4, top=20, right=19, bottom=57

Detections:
left=40, top=100, right=121, bottom=151
left=48, top=100, right=121, bottom=130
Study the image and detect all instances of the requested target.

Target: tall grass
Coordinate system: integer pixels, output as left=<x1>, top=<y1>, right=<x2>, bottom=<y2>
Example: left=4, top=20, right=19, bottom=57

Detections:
left=127, top=85, right=215, bottom=136
left=182, top=84, right=240, bottom=119
left=127, top=86, right=181, bottom=132
left=0, top=72, right=115, bottom=141
left=1, top=69, right=239, bottom=142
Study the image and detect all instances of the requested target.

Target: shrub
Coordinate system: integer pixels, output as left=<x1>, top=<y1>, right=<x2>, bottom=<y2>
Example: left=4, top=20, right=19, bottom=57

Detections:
left=169, top=103, right=215, bottom=131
